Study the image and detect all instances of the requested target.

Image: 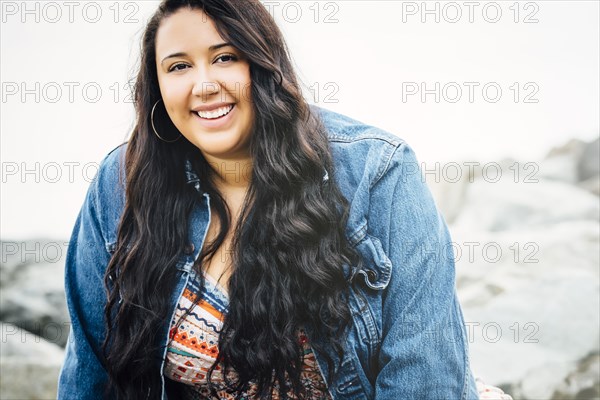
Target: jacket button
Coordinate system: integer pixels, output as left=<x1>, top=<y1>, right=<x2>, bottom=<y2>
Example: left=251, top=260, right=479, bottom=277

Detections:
left=365, top=269, right=377, bottom=282
left=184, top=242, right=195, bottom=255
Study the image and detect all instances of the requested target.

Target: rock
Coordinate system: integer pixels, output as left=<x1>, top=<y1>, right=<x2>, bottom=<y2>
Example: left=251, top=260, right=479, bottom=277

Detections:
left=427, top=157, right=531, bottom=225
left=578, top=174, right=600, bottom=196
left=0, top=322, right=64, bottom=399
left=551, top=351, right=600, bottom=400
left=451, top=140, right=599, bottom=398
left=539, top=153, right=580, bottom=183
left=537, top=136, right=599, bottom=185
left=0, top=359, right=63, bottom=400
left=1, top=322, right=65, bottom=358
left=539, top=139, right=586, bottom=183
left=427, top=170, right=470, bottom=225
left=0, top=240, right=70, bottom=347
left=452, top=178, right=599, bottom=232
left=546, top=138, right=587, bottom=159
left=453, top=218, right=599, bottom=399
left=578, top=137, right=600, bottom=182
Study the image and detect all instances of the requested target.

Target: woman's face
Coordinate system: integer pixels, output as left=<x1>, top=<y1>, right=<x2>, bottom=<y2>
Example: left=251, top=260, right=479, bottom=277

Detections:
left=155, top=8, right=254, bottom=160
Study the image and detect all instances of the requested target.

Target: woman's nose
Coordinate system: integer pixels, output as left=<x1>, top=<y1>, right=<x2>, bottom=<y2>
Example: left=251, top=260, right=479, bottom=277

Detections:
left=191, top=67, right=220, bottom=99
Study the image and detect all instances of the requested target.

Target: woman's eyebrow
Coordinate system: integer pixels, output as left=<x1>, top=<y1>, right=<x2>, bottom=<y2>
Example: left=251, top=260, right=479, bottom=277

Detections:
left=160, top=42, right=233, bottom=65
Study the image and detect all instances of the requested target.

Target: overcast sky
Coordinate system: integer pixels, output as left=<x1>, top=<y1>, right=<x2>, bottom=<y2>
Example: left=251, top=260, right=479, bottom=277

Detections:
left=1, top=0, right=599, bottom=240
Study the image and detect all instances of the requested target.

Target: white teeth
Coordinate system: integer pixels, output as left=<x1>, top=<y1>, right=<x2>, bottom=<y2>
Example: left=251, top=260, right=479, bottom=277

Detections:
left=196, top=104, right=234, bottom=119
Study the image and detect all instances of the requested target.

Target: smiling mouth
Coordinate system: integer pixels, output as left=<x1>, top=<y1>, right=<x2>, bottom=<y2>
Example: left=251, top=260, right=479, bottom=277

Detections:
left=194, top=104, right=235, bottom=120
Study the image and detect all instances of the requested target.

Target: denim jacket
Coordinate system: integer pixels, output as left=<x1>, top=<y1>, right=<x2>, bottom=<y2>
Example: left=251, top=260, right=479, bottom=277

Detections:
left=57, top=105, right=480, bottom=400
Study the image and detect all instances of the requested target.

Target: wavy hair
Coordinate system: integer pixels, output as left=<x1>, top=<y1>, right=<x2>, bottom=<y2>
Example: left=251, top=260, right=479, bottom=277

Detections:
left=101, top=1, right=361, bottom=398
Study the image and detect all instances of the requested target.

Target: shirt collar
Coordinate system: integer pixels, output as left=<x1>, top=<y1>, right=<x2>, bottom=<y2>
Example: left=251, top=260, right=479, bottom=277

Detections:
left=184, top=155, right=202, bottom=193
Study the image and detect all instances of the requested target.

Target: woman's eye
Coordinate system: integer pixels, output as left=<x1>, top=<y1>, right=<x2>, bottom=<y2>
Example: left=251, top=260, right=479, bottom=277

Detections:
left=168, top=63, right=189, bottom=72
left=215, top=54, right=238, bottom=64
left=167, top=54, right=238, bottom=72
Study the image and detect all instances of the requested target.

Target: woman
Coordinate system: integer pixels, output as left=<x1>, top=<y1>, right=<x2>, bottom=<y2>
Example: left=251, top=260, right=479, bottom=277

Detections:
left=57, top=1, right=511, bottom=399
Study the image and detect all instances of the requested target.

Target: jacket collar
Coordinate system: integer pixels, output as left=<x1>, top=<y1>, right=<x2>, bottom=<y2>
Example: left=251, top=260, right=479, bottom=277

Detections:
left=184, top=154, right=329, bottom=193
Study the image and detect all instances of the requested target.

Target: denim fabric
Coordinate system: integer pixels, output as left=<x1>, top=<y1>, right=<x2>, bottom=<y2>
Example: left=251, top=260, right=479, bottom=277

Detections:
left=57, top=105, right=480, bottom=400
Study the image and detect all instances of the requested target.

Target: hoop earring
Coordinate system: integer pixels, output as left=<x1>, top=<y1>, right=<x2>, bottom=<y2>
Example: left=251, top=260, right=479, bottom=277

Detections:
left=151, top=99, right=182, bottom=143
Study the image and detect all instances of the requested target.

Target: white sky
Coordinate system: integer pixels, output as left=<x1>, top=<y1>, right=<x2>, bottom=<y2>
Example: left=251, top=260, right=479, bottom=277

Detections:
left=1, top=0, right=599, bottom=240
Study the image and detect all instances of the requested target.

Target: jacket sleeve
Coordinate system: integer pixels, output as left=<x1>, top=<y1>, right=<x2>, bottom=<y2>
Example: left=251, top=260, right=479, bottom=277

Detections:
left=373, top=143, right=479, bottom=400
left=57, top=151, right=119, bottom=399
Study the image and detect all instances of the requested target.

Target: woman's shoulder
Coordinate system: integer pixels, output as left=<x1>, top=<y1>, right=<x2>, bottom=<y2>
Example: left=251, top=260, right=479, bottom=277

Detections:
left=86, top=142, right=128, bottom=249
left=311, top=105, right=419, bottom=195
left=100, top=141, right=128, bottom=171
left=92, top=142, right=127, bottom=197
left=310, top=104, right=405, bottom=147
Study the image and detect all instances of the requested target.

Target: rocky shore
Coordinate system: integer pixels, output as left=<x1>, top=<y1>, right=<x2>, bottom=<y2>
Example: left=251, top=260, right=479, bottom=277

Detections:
left=430, top=137, right=599, bottom=400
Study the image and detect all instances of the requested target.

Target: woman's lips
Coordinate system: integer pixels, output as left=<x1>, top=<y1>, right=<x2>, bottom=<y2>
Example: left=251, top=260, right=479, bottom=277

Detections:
left=191, top=104, right=236, bottom=129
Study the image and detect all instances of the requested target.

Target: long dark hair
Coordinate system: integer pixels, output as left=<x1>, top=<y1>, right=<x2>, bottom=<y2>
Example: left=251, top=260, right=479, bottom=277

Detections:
left=101, top=1, right=361, bottom=398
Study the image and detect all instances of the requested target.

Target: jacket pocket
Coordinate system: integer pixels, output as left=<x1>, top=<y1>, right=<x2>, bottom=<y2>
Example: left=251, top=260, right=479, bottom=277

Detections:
left=333, top=353, right=367, bottom=399
left=348, top=234, right=391, bottom=383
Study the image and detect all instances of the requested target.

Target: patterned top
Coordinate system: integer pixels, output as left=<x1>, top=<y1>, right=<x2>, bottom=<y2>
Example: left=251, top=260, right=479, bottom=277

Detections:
left=163, top=267, right=333, bottom=400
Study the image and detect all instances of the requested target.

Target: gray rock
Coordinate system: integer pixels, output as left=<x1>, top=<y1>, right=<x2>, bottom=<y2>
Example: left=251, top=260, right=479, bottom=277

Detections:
left=551, top=351, right=600, bottom=400
left=0, top=322, right=64, bottom=358
left=451, top=138, right=600, bottom=399
left=546, top=138, right=587, bottom=159
left=0, top=359, right=63, bottom=400
left=455, top=221, right=599, bottom=400
left=428, top=157, right=533, bottom=225
left=578, top=174, right=600, bottom=196
left=0, top=323, right=64, bottom=399
left=539, top=153, right=581, bottom=183
left=452, top=178, right=599, bottom=232
left=0, top=240, right=70, bottom=347
left=537, top=138, right=597, bottom=184
left=427, top=169, right=470, bottom=225
left=578, top=137, right=600, bottom=182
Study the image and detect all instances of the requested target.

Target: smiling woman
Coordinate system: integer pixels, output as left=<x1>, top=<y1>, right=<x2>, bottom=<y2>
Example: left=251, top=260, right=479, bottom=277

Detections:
left=155, top=9, right=255, bottom=169
left=56, top=1, right=503, bottom=400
